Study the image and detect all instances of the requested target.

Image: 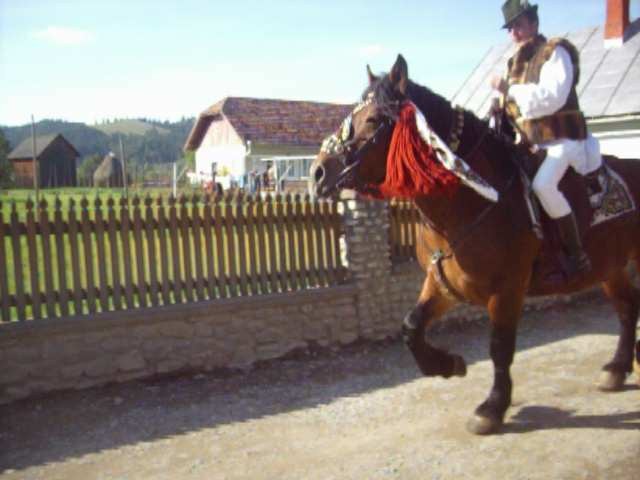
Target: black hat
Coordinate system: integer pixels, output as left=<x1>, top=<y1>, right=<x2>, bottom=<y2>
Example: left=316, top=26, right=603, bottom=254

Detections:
left=501, top=0, right=538, bottom=29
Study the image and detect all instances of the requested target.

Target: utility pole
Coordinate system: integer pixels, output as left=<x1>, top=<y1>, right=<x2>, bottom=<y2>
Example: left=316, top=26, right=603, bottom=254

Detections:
left=30, top=115, right=40, bottom=204
left=172, top=162, right=177, bottom=198
left=119, top=135, right=128, bottom=199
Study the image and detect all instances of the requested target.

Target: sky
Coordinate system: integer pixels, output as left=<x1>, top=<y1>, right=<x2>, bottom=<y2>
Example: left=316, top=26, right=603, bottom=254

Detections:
left=1, top=0, right=639, bottom=127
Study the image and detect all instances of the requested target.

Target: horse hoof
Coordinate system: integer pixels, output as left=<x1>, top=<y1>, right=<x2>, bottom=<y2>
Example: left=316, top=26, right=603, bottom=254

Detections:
left=466, top=415, right=502, bottom=435
left=452, top=355, right=467, bottom=377
left=596, top=371, right=626, bottom=392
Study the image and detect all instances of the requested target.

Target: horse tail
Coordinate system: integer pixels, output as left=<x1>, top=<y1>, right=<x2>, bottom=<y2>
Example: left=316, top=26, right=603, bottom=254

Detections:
left=634, top=340, right=640, bottom=384
left=609, top=155, right=640, bottom=270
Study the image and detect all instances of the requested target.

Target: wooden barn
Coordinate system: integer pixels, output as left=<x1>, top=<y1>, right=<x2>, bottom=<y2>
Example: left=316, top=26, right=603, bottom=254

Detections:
left=8, top=134, right=79, bottom=188
left=183, top=97, right=353, bottom=192
left=451, top=0, right=640, bottom=159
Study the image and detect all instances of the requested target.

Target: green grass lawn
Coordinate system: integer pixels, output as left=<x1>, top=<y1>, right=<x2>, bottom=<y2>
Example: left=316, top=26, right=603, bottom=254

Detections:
left=0, top=186, right=203, bottom=219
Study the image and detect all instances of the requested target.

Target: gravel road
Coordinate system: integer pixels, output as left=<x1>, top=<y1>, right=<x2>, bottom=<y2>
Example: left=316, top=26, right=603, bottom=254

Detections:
left=1, top=296, right=639, bottom=480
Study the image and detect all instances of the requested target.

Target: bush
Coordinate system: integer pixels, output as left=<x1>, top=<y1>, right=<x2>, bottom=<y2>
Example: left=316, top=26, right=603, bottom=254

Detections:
left=0, top=129, right=14, bottom=188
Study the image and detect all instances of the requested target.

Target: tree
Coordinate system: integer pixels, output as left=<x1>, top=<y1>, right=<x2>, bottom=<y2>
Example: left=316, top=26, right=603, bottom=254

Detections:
left=182, top=150, right=195, bottom=171
left=0, top=129, right=13, bottom=188
left=2, top=117, right=196, bottom=176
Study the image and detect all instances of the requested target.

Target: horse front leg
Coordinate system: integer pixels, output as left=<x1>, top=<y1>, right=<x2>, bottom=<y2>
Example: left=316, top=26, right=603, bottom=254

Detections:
left=403, top=272, right=466, bottom=378
left=467, top=292, right=524, bottom=435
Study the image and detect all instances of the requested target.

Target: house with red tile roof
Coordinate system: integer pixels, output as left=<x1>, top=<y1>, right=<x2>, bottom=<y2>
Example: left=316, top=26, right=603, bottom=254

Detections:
left=184, top=97, right=352, bottom=191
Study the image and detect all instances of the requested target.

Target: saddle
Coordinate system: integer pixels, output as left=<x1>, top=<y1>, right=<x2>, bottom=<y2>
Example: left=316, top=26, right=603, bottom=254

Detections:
left=513, top=148, right=633, bottom=285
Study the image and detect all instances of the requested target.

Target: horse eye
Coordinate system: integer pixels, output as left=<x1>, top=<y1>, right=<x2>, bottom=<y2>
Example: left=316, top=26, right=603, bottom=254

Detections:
left=366, top=116, right=380, bottom=124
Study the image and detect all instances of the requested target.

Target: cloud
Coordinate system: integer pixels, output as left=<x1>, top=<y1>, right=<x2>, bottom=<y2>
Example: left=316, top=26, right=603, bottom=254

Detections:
left=356, top=44, right=386, bottom=58
left=34, top=26, right=93, bottom=46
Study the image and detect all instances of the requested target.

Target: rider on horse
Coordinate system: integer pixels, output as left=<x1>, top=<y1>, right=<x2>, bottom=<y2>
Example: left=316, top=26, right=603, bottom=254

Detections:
left=490, top=0, right=602, bottom=280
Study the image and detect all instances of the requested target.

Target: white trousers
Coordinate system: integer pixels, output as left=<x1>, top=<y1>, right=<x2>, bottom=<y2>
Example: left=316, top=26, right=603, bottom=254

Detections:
left=532, top=134, right=602, bottom=219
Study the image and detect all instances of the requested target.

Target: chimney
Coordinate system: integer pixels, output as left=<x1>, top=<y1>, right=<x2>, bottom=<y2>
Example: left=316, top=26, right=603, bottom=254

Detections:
left=604, top=0, right=630, bottom=48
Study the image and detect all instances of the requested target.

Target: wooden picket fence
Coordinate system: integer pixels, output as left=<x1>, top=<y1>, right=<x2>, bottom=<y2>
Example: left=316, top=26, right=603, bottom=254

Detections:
left=388, top=200, right=421, bottom=263
left=0, top=193, right=346, bottom=322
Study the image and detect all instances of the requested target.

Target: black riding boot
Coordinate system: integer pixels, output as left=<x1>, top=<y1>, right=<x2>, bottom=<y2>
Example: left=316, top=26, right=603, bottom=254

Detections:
left=555, top=212, right=591, bottom=277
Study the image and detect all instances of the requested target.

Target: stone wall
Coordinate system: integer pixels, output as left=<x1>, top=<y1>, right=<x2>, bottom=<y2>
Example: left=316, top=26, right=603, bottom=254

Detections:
left=0, top=287, right=362, bottom=404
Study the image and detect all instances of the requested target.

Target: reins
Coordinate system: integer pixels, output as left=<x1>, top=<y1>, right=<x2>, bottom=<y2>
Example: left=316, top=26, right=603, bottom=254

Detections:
left=425, top=167, right=518, bottom=257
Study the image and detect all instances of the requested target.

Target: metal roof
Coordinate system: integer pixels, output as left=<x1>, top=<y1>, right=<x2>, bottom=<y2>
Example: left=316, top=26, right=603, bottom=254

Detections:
left=7, top=134, right=78, bottom=160
left=451, top=18, right=640, bottom=120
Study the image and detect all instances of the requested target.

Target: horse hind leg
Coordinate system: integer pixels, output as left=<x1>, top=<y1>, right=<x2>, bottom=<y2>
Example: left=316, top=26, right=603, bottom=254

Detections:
left=402, top=272, right=466, bottom=378
left=597, top=268, right=640, bottom=391
left=634, top=340, right=640, bottom=386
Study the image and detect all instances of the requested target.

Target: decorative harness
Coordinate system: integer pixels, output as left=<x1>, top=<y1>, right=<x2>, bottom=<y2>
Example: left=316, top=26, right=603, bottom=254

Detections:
left=425, top=171, right=517, bottom=304
left=324, top=95, right=517, bottom=304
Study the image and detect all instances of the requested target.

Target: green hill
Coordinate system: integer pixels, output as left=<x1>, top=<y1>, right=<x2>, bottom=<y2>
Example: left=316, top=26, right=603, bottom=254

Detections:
left=93, top=119, right=171, bottom=136
left=0, top=118, right=195, bottom=167
left=1, top=120, right=111, bottom=158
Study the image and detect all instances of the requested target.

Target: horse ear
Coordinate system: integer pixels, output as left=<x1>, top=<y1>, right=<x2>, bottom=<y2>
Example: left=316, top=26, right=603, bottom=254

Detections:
left=389, top=54, right=408, bottom=95
left=366, top=64, right=378, bottom=85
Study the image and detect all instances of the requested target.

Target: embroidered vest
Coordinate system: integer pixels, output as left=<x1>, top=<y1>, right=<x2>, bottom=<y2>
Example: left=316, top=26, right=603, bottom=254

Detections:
left=505, top=34, right=587, bottom=144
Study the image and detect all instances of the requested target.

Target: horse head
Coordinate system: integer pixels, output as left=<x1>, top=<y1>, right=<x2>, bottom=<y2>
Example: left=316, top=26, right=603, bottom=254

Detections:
left=311, top=54, right=462, bottom=200
left=311, top=55, right=411, bottom=198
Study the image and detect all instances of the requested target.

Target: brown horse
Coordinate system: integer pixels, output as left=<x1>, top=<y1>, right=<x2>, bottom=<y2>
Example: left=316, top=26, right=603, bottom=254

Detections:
left=310, top=54, right=640, bottom=435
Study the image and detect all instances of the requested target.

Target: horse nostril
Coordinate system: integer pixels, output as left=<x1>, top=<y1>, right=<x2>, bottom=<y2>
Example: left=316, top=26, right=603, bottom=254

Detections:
left=314, top=166, right=325, bottom=183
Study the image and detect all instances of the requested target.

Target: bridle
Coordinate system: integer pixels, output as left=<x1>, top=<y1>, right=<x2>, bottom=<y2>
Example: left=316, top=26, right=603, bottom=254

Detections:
left=335, top=119, right=393, bottom=190
left=320, top=93, right=396, bottom=192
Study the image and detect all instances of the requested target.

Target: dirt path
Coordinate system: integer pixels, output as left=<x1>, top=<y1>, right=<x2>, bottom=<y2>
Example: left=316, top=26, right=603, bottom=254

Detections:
left=1, top=297, right=639, bottom=480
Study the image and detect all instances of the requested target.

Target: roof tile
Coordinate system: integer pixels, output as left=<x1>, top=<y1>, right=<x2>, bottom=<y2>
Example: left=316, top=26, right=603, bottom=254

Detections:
left=184, top=97, right=353, bottom=151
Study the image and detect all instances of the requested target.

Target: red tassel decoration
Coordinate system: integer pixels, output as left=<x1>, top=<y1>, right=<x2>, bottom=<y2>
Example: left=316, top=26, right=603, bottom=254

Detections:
left=372, top=102, right=460, bottom=199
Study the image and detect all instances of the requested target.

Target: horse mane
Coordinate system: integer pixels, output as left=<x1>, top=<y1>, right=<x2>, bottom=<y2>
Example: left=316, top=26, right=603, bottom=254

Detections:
left=405, top=80, right=514, bottom=164
left=364, top=76, right=455, bottom=145
left=405, top=81, right=456, bottom=142
left=365, top=75, right=519, bottom=188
